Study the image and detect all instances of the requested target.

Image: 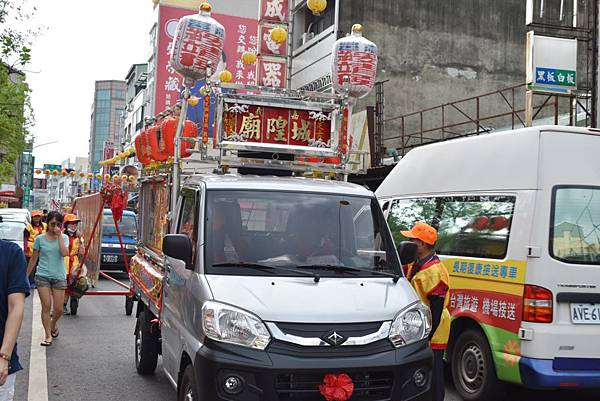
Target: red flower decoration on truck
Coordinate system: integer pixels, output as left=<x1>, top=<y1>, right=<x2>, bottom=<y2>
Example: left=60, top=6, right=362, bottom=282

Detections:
left=318, top=373, right=354, bottom=401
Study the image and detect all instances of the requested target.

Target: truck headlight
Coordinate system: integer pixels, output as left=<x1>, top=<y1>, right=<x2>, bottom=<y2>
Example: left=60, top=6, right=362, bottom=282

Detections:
left=202, top=301, right=271, bottom=350
left=388, top=302, right=432, bottom=347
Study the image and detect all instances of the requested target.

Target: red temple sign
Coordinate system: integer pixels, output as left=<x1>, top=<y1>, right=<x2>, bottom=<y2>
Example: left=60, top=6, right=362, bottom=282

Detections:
left=220, top=101, right=332, bottom=149
left=260, top=0, right=289, bottom=23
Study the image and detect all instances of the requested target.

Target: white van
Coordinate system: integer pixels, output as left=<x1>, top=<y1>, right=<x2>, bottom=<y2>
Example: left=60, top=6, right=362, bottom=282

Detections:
left=376, top=126, right=600, bottom=400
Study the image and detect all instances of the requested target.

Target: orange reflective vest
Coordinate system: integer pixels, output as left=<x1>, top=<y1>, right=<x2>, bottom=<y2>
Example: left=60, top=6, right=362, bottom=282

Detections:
left=405, top=252, right=451, bottom=350
left=25, top=223, right=47, bottom=257
left=65, top=235, right=83, bottom=275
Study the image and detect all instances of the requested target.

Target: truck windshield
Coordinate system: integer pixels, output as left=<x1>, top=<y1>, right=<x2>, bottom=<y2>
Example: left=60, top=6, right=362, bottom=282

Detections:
left=205, top=190, right=401, bottom=278
left=551, top=186, right=600, bottom=265
left=103, top=213, right=137, bottom=238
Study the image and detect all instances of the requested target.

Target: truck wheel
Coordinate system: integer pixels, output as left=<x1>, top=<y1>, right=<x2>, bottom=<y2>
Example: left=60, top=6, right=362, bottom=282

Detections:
left=178, top=364, right=197, bottom=401
left=451, top=329, right=505, bottom=401
left=125, top=296, right=134, bottom=316
left=135, top=309, right=159, bottom=375
left=69, top=298, right=78, bottom=316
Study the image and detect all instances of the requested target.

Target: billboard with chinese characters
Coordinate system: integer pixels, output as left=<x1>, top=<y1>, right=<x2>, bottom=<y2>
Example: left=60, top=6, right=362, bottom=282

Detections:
left=261, top=0, right=288, bottom=23
left=257, top=0, right=289, bottom=88
left=154, top=4, right=259, bottom=115
left=526, top=31, right=577, bottom=94
left=257, top=57, right=287, bottom=88
left=215, top=94, right=339, bottom=156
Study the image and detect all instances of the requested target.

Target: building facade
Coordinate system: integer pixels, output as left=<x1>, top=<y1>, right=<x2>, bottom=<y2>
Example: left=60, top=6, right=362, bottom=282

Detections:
left=53, top=157, right=89, bottom=205
left=88, top=80, right=126, bottom=173
left=123, top=63, right=148, bottom=149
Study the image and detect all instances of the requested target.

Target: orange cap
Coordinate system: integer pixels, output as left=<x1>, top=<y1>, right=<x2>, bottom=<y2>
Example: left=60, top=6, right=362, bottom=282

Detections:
left=401, top=221, right=437, bottom=245
left=64, top=213, right=80, bottom=223
left=32, top=210, right=43, bottom=217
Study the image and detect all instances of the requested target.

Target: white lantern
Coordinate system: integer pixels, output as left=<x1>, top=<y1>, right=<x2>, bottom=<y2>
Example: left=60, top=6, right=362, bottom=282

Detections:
left=331, top=24, right=378, bottom=98
left=169, top=2, right=226, bottom=82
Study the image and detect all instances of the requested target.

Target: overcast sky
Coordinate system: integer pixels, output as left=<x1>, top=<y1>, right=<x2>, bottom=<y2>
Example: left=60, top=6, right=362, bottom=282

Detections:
left=28, top=0, right=154, bottom=169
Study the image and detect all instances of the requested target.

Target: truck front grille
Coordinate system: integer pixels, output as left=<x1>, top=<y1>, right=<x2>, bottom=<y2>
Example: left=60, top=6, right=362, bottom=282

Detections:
left=275, top=371, right=393, bottom=401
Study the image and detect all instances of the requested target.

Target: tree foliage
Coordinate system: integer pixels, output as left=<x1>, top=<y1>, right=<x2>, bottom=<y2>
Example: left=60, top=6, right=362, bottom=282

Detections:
left=0, top=0, right=40, bottom=182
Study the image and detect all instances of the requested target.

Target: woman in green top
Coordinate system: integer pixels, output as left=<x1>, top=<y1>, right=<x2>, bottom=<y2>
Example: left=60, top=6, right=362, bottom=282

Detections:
left=26, top=211, right=69, bottom=346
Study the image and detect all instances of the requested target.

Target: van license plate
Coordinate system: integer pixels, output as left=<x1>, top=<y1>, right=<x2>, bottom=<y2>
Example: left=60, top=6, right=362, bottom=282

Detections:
left=570, top=303, right=600, bottom=324
left=102, top=254, right=118, bottom=263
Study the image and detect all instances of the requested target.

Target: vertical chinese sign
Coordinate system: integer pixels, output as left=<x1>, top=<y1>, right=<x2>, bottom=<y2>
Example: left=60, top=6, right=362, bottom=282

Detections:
left=102, top=141, right=115, bottom=177
left=154, top=5, right=259, bottom=124
left=257, top=0, right=288, bottom=88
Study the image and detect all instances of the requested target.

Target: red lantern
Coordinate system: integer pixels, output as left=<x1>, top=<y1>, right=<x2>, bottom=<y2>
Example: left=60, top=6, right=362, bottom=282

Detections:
left=490, top=216, right=509, bottom=231
left=473, top=216, right=489, bottom=231
left=134, top=131, right=152, bottom=166
left=160, top=116, right=198, bottom=159
left=147, top=122, right=169, bottom=162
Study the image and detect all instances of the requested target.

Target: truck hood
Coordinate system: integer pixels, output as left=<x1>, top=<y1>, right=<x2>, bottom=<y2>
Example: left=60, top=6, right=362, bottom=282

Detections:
left=205, top=275, right=419, bottom=323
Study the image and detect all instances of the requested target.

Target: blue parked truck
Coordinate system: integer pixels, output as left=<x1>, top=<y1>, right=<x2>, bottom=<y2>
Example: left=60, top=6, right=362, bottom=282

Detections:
left=101, top=209, right=138, bottom=272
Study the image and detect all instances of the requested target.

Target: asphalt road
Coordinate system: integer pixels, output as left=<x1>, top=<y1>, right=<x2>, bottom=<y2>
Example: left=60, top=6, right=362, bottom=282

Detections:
left=12, top=274, right=600, bottom=401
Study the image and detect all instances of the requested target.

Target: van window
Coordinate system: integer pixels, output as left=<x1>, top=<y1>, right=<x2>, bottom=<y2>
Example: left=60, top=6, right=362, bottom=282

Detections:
left=388, top=195, right=515, bottom=259
left=178, top=189, right=198, bottom=263
left=387, top=198, right=440, bottom=245
left=139, top=180, right=169, bottom=253
left=436, top=196, right=515, bottom=259
left=551, top=186, right=600, bottom=265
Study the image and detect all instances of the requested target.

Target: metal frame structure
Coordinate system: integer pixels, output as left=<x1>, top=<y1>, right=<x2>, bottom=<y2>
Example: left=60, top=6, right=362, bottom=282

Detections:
left=384, top=84, right=592, bottom=156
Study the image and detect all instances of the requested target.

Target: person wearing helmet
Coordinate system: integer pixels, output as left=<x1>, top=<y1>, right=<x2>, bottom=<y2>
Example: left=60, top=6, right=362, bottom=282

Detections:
left=63, top=214, right=84, bottom=315
left=401, top=221, right=450, bottom=401
left=24, top=211, right=47, bottom=288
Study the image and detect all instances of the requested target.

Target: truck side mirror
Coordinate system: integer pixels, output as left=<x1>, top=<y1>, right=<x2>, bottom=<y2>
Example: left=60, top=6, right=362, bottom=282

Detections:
left=397, top=241, right=417, bottom=265
left=163, top=234, right=193, bottom=269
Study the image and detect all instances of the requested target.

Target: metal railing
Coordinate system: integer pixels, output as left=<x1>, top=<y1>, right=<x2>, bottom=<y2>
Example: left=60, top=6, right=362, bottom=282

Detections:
left=384, top=84, right=593, bottom=156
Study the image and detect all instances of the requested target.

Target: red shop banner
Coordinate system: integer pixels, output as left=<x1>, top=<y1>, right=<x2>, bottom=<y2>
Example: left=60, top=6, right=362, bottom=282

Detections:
left=222, top=102, right=332, bottom=148
left=260, top=0, right=289, bottom=23
left=259, top=23, right=288, bottom=57
left=257, top=57, right=286, bottom=88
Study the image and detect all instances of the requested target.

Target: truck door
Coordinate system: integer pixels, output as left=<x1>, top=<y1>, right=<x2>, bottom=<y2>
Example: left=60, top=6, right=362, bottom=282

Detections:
left=162, top=187, right=199, bottom=378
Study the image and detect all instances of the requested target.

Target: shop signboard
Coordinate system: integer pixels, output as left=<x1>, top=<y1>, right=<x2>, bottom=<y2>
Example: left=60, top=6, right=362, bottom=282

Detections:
left=526, top=31, right=577, bottom=94
left=216, top=95, right=339, bottom=156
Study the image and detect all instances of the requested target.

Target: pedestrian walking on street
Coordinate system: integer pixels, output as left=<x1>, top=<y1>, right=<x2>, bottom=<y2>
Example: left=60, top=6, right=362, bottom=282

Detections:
left=401, top=222, right=450, bottom=401
left=26, top=211, right=69, bottom=346
left=62, top=214, right=84, bottom=315
left=0, top=216, right=31, bottom=401
left=24, top=210, right=47, bottom=288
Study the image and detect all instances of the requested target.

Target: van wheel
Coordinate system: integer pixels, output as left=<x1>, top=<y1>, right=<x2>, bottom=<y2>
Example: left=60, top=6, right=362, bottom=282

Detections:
left=178, top=364, right=197, bottom=401
left=451, top=329, right=505, bottom=401
left=135, top=309, right=159, bottom=375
